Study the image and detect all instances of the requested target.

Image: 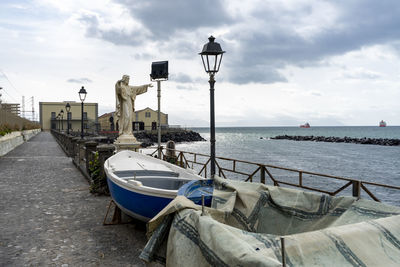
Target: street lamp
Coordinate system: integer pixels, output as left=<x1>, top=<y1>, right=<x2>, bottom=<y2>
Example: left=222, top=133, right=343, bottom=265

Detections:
left=65, top=103, right=71, bottom=134
left=78, top=86, right=87, bottom=139
left=60, top=109, right=64, bottom=131
left=199, top=36, right=225, bottom=178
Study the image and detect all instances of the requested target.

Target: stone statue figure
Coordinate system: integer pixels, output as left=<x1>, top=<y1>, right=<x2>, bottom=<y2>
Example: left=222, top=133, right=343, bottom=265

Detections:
left=115, top=75, right=153, bottom=143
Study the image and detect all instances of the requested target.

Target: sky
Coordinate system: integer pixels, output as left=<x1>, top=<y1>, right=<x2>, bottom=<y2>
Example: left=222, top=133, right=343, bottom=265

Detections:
left=1, top=0, right=400, bottom=127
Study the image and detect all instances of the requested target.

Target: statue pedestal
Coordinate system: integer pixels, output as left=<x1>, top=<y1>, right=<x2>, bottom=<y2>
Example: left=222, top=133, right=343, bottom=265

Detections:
left=114, top=134, right=141, bottom=152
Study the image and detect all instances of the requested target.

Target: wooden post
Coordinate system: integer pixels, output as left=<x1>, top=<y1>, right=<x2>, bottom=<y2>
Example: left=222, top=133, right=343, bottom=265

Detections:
left=260, top=166, right=266, bottom=184
left=352, top=180, right=361, bottom=198
left=299, top=171, right=303, bottom=187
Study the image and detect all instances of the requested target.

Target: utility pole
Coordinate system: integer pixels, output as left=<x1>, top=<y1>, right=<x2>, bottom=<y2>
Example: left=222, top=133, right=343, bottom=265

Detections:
left=0, top=87, right=2, bottom=109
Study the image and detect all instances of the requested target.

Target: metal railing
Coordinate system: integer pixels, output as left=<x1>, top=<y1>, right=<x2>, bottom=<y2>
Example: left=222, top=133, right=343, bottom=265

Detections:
left=150, top=146, right=400, bottom=202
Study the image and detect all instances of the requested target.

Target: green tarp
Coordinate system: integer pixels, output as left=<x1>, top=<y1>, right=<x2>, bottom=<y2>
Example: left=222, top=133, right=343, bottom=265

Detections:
left=140, top=176, right=400, bottom=266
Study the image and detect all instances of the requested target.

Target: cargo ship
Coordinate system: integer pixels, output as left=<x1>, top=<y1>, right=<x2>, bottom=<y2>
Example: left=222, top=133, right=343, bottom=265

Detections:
left=379, top=120, right=387, bottom=127
left=300, top=122, right=310, bottom=128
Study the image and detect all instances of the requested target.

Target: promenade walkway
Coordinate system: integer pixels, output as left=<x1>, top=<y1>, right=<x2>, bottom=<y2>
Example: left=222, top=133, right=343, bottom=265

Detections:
left=0, top=132, right=147, bottom=266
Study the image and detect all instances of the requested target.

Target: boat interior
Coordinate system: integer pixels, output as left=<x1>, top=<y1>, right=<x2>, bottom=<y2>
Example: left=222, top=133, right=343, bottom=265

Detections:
left=114, top=170, right=193, bottom=190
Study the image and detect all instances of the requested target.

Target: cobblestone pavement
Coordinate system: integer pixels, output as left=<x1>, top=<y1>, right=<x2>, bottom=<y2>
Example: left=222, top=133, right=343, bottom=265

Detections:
left=0, top=132, right=148, bottom=266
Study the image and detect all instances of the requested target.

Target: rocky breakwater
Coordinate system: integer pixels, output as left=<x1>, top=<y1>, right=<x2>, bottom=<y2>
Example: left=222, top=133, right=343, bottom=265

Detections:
left=135, top=130, right=205, bottom=147
left=271, top=135, right=400, bottom=146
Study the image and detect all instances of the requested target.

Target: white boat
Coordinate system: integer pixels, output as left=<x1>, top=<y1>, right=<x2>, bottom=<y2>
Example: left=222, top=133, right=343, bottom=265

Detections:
left=104, top=150, right=203, bottom=222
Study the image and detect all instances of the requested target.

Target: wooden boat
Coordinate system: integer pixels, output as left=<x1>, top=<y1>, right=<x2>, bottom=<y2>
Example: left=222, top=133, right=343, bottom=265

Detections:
left=104, top=150, right=203, bottom=221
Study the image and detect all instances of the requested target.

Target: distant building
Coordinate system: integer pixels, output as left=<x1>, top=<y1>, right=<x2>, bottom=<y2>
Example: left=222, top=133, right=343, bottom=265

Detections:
left=98, top=112, right=116, bottom=131
left=39, top=101, right=98, bottom=131
left=1, top=103, right=21, bottom=116
left=98, top=107, right=168, bottom=132
left=135, top=107, right=168, bottom=131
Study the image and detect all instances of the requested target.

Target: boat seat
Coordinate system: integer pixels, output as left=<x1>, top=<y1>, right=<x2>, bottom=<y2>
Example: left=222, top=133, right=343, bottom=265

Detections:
left=114, top=170, right=179, bottom=178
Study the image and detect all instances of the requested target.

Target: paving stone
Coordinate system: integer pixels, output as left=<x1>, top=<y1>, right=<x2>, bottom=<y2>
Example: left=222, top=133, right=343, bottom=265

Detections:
left=0, top=132, right=148, bottom=266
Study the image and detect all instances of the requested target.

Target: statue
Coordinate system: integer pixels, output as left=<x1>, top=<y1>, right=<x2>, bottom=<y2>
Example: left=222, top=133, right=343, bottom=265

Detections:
left=115, top=75, right=153, bottom=144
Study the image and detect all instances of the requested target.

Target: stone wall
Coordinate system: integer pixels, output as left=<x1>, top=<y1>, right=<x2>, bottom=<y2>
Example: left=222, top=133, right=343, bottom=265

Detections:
left=0, top=129, right=41, bottom=156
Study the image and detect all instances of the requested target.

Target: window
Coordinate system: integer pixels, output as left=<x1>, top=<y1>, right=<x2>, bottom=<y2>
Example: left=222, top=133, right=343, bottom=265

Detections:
left=83, top=112, right=87, bottom=120
left=67, top=112, right=71, bottom=120
left=51, top=112, right=56, bottom=119
left=145, top=112, right=151, bottom=118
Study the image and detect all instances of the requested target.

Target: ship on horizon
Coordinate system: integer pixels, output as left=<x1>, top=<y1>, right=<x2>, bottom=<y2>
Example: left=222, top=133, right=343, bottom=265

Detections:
left=300, top=122, right=310, bottom=128
left=379, top=120, right=387, bottom=127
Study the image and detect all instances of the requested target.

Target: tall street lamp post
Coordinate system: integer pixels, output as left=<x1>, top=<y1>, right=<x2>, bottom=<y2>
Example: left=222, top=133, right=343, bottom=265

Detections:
left=65, top=103, right=71, bottom=134
left=60, top=109, right=64, bottom=131
left=78, top=86, right=87, bottom=139
left=199, top=36, right=225, bottom=178
left=150, top=61, right=169, bottom=159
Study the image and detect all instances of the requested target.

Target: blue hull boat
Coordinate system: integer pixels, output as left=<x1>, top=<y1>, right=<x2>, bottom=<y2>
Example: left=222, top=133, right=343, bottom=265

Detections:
left=104, top=150, right=203, bottom=221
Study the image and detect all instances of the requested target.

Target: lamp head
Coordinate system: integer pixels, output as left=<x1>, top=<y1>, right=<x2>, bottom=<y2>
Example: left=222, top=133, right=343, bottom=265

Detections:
left=78, top=86, right=87, bottom=102
left=199, top=36, right=225, bottom=75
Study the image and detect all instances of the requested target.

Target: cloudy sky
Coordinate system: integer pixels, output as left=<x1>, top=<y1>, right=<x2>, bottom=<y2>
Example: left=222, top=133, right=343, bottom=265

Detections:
left=1, top=0, right=400, bottom=126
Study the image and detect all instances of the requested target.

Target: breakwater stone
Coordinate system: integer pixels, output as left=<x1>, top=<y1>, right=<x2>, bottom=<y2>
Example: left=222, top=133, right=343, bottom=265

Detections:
left=271, top=135, right=400, bottom=146
left=135, top=130, right=205, bottom=147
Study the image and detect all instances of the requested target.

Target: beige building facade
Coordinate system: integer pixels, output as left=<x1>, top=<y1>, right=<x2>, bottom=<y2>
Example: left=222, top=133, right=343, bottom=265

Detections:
left=39, top=101, right=98, bottom=131
left=98, top=107, right=168, bottom=132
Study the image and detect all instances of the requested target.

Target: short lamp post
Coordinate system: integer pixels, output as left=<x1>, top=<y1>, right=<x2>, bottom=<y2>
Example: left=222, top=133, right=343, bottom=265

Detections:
left=78, top=86, right=87, bottom=139
left=199, top=36, right=225, bottom=178
left=65, top=103, right=71, bottom=134
left=60, top=109, right=64, bottom=131
left=56, top=114, right=60, bottom=131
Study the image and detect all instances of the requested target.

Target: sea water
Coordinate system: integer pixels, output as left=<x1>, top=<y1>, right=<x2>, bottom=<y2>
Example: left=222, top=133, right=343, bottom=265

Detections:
left=174, top=126, right=400, bottom=206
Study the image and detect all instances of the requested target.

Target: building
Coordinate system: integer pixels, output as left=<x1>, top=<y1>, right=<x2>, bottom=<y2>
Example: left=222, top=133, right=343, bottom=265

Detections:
left=0, top=103, right=21, bottom=116
left=98, top=107, right=168, bottom=132
left=135, top=107, right=168, bottom=131
left=98, top=112, right=116, bottom=131
left=39, top=101, right=98, bottom=131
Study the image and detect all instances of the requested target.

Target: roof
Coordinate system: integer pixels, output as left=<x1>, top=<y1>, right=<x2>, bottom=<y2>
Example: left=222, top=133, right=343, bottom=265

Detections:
left=135, top=107, right=167, bottom=115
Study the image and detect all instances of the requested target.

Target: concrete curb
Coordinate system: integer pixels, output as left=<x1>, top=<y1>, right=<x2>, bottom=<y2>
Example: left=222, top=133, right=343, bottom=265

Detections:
left=0, top=129, right=41, bottom=156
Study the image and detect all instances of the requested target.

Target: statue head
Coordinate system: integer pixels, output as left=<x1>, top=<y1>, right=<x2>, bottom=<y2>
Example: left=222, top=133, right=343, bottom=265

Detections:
left=122, top=75, right=130, bottom=84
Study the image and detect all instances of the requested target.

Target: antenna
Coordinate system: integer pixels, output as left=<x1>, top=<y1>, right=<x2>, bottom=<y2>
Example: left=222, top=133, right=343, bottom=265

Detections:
left=31, top=96, right=34, bottom=121
left=22, top=96, right=25, bottom=119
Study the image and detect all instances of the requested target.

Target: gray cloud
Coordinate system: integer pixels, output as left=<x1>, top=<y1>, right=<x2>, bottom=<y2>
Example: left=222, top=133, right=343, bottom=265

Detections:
left=82, top=0, right=400, bottom=84
left=67, top=77, right=93, bottom=84
left=222, top=0, right=400, bottom=84
left=117, top=0, right=232, bottom=38
left=78, top=13, right=147, bottom=46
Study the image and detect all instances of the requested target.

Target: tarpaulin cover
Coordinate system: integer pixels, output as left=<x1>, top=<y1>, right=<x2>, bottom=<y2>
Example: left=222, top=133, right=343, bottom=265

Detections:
left=140, top=176, right=400, bottom=266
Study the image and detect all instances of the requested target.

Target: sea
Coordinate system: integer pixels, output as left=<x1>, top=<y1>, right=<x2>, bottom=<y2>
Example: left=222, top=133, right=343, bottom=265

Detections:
left=172, top=126, right=400, bottom=206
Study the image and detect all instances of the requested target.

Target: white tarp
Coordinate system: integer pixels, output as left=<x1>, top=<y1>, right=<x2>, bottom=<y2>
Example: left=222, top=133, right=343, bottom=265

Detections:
left=140, top=176, right=400, bottom=266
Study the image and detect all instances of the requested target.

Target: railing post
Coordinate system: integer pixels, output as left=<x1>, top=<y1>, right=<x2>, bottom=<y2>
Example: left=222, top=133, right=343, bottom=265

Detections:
left=85, top=141, right=98, bottom=176
left=97, top=144, right=116, bottom=180
left=77, top=139, right=86, bottom=166
left=260, top=166, right=265, bottom=184
left=72, top=137, right=80, bottom=164
left=352, top=180, right=361, bottom=198
left=299, top=171, right=303, bottom=187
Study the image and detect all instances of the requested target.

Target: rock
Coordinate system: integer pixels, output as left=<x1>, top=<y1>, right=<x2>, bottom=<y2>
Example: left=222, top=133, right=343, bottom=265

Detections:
left=270, top=135, right=400, bottom=146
